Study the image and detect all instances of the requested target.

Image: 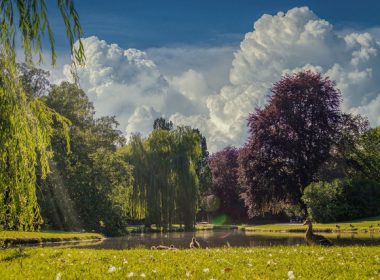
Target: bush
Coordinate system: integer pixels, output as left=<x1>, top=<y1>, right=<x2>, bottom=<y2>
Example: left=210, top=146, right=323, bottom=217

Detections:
left=302, top=178, right=380, bottom=222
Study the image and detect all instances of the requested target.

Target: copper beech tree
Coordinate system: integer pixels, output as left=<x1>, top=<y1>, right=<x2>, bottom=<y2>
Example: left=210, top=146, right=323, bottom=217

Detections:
left=238, top=71, right=365, bottom=217
left=208, top=146, right=247, bottom=221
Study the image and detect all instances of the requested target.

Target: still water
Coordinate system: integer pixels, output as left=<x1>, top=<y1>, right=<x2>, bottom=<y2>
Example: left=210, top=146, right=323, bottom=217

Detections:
left=33, top=230, right=380, bottom=249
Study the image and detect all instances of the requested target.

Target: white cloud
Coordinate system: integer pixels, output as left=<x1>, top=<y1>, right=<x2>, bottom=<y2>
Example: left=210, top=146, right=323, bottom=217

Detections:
left=63, top=36, right=201, bottom=138
left=62, top=7, right=380, bottom=152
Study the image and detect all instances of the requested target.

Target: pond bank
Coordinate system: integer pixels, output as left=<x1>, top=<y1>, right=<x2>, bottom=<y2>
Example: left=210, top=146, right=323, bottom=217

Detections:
left=240, top=216, right=380, bottom=233
left=0, top=231, right=104, bottom=247
left=1, top=246, right=379, bottom=279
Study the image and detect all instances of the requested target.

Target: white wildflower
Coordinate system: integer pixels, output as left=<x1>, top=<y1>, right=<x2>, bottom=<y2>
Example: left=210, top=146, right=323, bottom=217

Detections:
left=186, top=271, right=191, bottom=277
left=288, top=270, right=295, bottom=280
left=127, top=272, right=135, bottom=278
left=55, top=272, right=61, bottom=280
left=203, top=268, right=210, bottom=273
left=108, top=266, right=116, bottom=273
left=140, top=272, right=146, bottom=278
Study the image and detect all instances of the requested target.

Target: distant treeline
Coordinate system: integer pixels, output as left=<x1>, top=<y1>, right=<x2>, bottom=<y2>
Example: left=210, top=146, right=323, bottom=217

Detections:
left=1, top=65, right=379, bottom=235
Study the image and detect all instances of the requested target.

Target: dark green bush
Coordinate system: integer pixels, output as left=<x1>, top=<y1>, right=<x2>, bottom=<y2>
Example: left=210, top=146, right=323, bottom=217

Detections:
left=302, top=178, right=380, bottom=222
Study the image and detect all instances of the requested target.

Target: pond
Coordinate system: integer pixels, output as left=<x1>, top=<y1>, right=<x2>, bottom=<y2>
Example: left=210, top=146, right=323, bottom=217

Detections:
left=30, top=230, right=380, bottom=249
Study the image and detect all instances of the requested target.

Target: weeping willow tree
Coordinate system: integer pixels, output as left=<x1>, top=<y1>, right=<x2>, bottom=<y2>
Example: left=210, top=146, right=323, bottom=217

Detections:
left=172, top=126, right=202, bottom=230
left=121, top=134, right=149, bottom=220
left=0, top=0, right=84, bottom=230
left=121, top=124, right=203, bottom=231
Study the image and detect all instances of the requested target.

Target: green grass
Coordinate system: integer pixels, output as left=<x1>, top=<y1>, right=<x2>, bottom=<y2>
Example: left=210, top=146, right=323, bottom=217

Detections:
left=241, top=216, right=380, bottom=233
left=195, top=224, right=238, bottom=231
left=126, top=224, right=238, bottom=233
left=0, top=231, right=104, bottom=246
left=0, top=246, right=379, bottom=279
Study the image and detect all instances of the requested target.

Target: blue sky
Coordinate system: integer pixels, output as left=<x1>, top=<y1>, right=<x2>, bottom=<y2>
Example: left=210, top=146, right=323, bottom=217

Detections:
left=45, top=2, right=380, bottom=152
left=49, top=0, right=380, bottom=50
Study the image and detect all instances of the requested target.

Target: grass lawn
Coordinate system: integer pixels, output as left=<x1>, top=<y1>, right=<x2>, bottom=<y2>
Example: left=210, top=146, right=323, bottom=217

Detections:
left=0, top=246, right=379, bottom=279
left=126, top=224, right=238, bottom=233
left=0, top=231, right=104, bottom=246
left=240, top=216, right=380, bottom=233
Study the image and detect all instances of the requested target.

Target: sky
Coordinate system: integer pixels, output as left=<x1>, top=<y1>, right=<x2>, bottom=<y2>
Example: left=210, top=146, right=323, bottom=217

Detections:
left=43, top=1, right=380, bottom=152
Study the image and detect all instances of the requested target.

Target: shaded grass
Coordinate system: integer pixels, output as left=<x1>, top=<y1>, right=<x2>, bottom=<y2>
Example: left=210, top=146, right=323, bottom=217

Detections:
left=0, top=231, right=104, bottom=246
left=0, top=246, right=379, bottom=279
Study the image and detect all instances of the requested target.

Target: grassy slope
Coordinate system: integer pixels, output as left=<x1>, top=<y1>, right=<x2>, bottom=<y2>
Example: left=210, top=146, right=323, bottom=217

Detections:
left=241, top=216, right=380, bottom=233
left=0, top=246, right=379, bottom=279
left=0, top=231, right=104, bottom=245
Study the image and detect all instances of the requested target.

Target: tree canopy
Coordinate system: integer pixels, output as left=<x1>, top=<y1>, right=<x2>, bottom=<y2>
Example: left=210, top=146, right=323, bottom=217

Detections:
left=0, top=0, right=84, bottom=230
left=208, top=146, right=247, bottom=221
left=239, top=71, right=363, bottom=217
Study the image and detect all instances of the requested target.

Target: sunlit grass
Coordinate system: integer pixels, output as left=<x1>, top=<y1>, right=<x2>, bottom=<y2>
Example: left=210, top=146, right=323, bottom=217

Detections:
left=126, top=224, right=238, bottom=233
left=0, top=246, right=379, bottom=279
left=0, top=231, right=104, bottom=245
left=241, top=216, right=380, bottom=233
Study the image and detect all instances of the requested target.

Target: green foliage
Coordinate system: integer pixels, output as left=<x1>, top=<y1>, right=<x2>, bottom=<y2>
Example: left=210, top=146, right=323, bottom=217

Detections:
left=0, top=0, right=83, bottom=231
left=37, top=82, right=133, bottom=235
left=0, top=0, right=84, bottom=66
left=345, top=126, right=380, bottom=181
left=121, top=123, right=204, bottom=231
left=302, top=180, right=346, bottom=223
left=302, top=179, right=380, bottom=223
left=0, top=61, right=70, bottom=231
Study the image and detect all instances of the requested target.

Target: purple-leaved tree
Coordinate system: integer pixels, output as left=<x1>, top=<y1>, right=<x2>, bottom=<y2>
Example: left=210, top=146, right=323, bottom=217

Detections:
left=209, top=146, right=247, bottom=221
left=239, top=71, right=361, bottom=217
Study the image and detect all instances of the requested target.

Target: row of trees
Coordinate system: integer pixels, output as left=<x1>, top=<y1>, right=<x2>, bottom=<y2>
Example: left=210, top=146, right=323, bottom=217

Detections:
left=206, top=71, right=380, bottom=223
left=2, top=58, right=213, bottom=234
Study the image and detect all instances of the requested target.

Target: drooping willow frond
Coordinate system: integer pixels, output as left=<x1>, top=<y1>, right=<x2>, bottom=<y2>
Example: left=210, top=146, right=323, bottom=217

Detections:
left=0, top=1, right=79, bottom=231
left=0, top=0, right=85, bottom=66
left=0, top=58, right=71, bottom=231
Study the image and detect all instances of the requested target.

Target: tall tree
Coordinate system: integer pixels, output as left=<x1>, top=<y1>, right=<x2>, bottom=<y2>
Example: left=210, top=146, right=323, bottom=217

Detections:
left=345, top=126, right=380, bottom=181
left=121, top=122, right=203, bottom=231
left=0, top=0, right=84, bottom=230
left=209, top=147, right=247, bottom=221
left=172, top=126, right=202, bottom=230
left=153, top=117, right=173, bottom=131
left=239, top=71, right=358, bottom=217
left=38, top=82, right=133, bottom=235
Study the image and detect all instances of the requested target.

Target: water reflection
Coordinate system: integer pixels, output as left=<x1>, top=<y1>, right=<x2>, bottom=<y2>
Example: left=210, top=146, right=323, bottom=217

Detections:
left=70, top=230, right=380, bottom=250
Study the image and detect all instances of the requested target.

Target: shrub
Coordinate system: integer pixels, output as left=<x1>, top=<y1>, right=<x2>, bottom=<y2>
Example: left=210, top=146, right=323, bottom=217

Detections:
left=302, top=178, right=380, bottom=222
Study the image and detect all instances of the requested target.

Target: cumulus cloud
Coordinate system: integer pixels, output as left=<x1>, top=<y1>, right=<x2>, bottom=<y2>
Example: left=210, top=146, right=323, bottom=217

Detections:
left=63, top=7, right=380, bottom=152
left=63, top=36, right=201, bottom=139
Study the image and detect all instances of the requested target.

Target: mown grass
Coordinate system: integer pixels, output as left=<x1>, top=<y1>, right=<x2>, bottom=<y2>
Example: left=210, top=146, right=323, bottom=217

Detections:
left=241, top=216, right=380, bottom=233
left=0, top=231, right=104, bottom=246
left=0, top=246, right=379, bottom=279
left=126, top=224, right=238, bottom=233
